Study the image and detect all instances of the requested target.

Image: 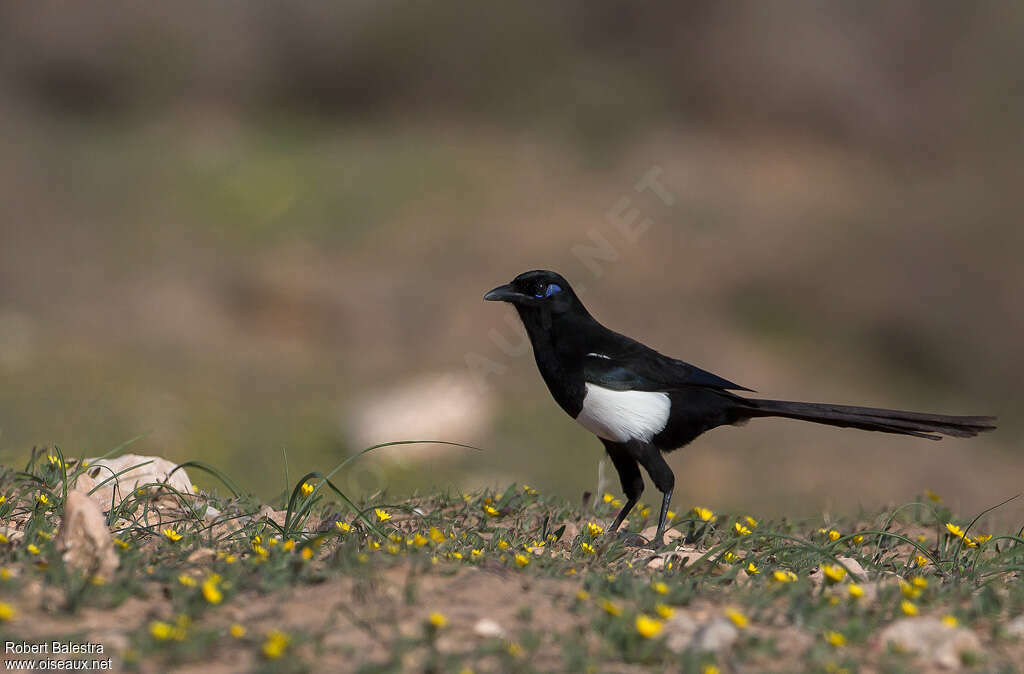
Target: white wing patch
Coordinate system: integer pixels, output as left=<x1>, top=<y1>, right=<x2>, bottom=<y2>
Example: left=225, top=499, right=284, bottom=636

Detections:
left=575, top=383, right=670, bottom=443
left=586, top=352, right=612, bottom=360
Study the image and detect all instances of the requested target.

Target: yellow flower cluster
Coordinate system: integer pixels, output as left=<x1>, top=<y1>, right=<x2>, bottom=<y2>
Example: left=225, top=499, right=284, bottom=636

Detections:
left=262, top=630, right=290, bottom=659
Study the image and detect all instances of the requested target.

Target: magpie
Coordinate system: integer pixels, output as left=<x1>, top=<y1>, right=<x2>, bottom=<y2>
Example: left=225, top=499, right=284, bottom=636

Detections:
left=484, top=269, right=997, bottom=547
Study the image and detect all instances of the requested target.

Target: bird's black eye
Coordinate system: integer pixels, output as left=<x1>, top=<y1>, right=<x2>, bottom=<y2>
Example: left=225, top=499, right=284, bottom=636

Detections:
left=534, top=283, right=562, bottom=299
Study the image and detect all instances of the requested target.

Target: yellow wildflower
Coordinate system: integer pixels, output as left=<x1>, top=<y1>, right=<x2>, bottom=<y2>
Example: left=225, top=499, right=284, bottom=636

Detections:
left=825, top=630, right=846, bottom=647
left=603, top=492, right=615, bottom=503
left=852, top=534, right=864, bottom=545
left=0, top=568, right=11, bottom=580
left=471, top=548, right=483, bottom=558
left=497, top=539, right=509, bottom=550
left=652, top=581, right=669, bottom=595
left=827, top=529, right=840, bottom=542
left=27, top=544, right=39, bottom=556
left=734, top=522, right=751, bottom=536
left=37, top=494, right=49, bottom=506
left=702, top=667, right=721, bottom=674
left=178, top=574, right=196, bottom=587
left=163, top=528, right=182, bottom=542
left=744, top=515, right=758, bottom=528
left=635, top=614, right=663, bottom=638
left=772, top=570, right=798, bottom=583
left=575, top=589, right=590, bottom=601
left=202, top=578, right=222, bottom=605
left=581, top=542, right=596, bottom=555
left=746, top=562, right=760, bottom=575
left=300, top=482, right=314, bottom=497
left=229, top=624, right=246, bottom=638
left=506, top=642, right=524, bottom=657
left=483, top=504, right=499, bottom=517
left=412, top=533, right=429, bottom=548
left=975, top=534, right=992, bottom=544
left=514, top=553, right=529, bottom=567
left=723, top=551, right=737, bottom=563
left=911, top=576, right=928, bottom=589
left=847, top=584, right=864, bottom=599
left=0, top=534, right=7, bottom=544
left=941, top=615, right=958, bottom=628
left=0, top=602, right=15, bottom=621
left=586, top=522, right=604, bottom=536
left=262, top=630, right=290, bottom=659
left=925, top=488, right=942, bottom=502
left=915, top=554, right=928, bottom=567
left=821, top=564, right=846, bottom=584
left=638, top=504, right=651, bottom=518
left=692, top=506, right=714, bottom=522
left=600, top=599, right=622, bottom=616
left=428, top=611, right=448, bottom=628
left=375, top=508, right=392, bottom=522
left=655, top=603, right=674, bottom=619
left=301, top=547, right=313, bottom=560
left=523, top=484, right=537, bottom=495
left=899, top=581, right=921, bottom=599
left=428, top=527, right=446, bottom=544
left=901, top=600, right=918, bottom=616
left=945, top=522, right=965, bottom=538
left=149, top=621, right=173, bottom=640
left=113, top=537, right=129, bottom=549
left=725, top=608, right=748, bottom=629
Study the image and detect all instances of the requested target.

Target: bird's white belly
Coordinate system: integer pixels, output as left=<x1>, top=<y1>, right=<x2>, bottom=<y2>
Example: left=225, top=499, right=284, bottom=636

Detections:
left=575, top=384, right=670, bottom=443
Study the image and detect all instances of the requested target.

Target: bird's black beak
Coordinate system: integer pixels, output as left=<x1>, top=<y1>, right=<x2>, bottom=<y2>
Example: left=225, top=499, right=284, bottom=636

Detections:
left=484, top=283, right=522, bottom=303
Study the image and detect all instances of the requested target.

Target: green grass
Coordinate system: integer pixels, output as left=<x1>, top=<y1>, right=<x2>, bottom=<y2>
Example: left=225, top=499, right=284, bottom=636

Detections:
left=1, top=444, right=1024, bottom=672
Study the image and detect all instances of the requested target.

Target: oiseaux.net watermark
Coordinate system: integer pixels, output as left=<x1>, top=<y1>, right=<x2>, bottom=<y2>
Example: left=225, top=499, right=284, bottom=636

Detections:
left=3, top=641, right=112, bottom=670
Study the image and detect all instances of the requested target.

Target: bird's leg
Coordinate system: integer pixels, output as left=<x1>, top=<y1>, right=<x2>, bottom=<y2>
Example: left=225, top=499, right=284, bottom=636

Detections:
left=602, top=441, right=647, bottom=546
left=608, top=495, right=639, bottom=534
left=635, top=442, right=676, bottom=549
left=651, top=488, right=673, bottom=548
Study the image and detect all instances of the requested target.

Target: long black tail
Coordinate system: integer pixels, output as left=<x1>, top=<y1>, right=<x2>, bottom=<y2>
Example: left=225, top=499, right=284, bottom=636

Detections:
left=740, top=398, right=997, bottom=440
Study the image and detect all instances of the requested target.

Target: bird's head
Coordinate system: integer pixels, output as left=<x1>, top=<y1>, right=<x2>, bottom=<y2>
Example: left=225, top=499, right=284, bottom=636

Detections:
left=484, top=270, right=583, bottom=316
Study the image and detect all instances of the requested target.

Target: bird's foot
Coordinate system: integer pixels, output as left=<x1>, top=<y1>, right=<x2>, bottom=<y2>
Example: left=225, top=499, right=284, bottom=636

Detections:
left=614, top=531, right=649, bottom=547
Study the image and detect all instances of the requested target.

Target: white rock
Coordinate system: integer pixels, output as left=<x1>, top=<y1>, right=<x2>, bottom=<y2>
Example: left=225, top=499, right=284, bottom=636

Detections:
left=473, top=618, right=505, bottom=638
left=1004, top=614, right=1024, bottom=638
left=691, top=618, right=739, bottom=653
left=82, top=454, right=195, bottom=505
left=664, top=612, right=738, bottom=654
left=878, top=617, right=980, bottom=669
left=56, top=491, right=119, bottom=578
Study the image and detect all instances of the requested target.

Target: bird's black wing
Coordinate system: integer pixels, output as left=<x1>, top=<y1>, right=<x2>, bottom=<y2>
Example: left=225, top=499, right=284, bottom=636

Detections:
left=583, top=337, right=753, bottom=393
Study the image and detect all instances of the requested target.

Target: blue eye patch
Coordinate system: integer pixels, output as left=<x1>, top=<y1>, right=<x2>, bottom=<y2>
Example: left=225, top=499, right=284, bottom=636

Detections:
left=535, top=283, right=562, bottom=298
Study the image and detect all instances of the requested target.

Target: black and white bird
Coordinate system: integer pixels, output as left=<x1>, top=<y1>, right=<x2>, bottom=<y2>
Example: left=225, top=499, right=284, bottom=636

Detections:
left=484, top=270, right=996, bottom=547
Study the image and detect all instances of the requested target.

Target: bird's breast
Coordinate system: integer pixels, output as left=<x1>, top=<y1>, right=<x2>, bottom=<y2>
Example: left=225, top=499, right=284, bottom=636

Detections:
left=574, top=384, right=670, bottom=443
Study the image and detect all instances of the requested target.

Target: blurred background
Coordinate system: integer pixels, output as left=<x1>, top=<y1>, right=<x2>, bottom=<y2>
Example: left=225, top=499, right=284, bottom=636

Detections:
left=1, top=2, right=1021, bottom=521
